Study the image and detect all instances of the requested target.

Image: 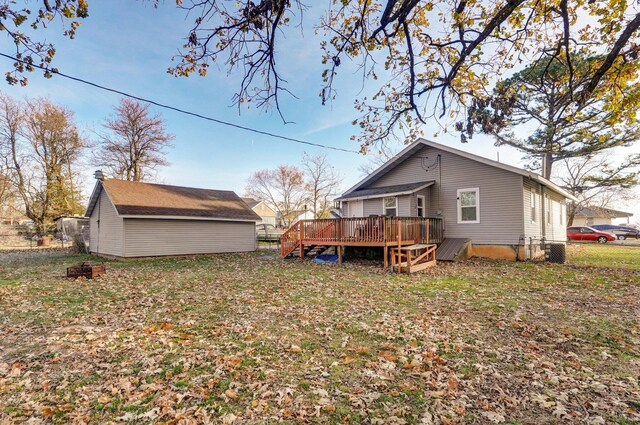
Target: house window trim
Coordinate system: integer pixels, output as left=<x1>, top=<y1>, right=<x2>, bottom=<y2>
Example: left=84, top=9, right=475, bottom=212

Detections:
left=546, top=195, right=552, bottom=225
left=382, top=196, right=398, bottom=216
left=417, top=195, right=426, bottom=218
left=531, top=191, right=537, bottom=223
left=457, top=188, right=480, bottom=224
left=560, top=203, right=565, bottom=225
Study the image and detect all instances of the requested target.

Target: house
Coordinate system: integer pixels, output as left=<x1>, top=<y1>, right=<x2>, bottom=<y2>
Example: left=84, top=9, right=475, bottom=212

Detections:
left=85, top=177, right=260, bottom=258
left=242, top=198, right=277, bottom=226
left=572, top=205, right=633, bottom=227
left=335, top=139, right=578, bottom=260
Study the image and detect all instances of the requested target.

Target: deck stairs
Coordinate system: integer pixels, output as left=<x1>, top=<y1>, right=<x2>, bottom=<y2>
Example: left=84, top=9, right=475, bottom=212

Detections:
left=288, top=244, right=330, bottom=258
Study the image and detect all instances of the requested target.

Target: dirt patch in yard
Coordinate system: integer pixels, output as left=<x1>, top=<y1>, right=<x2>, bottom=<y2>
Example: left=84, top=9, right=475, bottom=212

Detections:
left=0, top=247, right=638, bottom=424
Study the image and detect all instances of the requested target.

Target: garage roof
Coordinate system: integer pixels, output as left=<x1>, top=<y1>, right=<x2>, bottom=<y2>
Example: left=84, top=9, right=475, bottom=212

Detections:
left=86, top=179, right=261, bottom=222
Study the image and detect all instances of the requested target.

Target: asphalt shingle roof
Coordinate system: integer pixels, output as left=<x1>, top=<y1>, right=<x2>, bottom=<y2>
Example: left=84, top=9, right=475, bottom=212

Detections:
left=89, top=180, right=260, bottom=221
left=337, top=181, right=435, bottom=200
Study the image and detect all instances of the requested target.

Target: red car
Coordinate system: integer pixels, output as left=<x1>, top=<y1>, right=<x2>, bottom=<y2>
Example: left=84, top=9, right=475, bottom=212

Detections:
left=567, top=226, right=617, bottom=243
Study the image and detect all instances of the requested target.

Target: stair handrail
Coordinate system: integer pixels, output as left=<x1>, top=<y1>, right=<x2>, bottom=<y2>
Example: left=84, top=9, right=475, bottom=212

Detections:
left=306, top=219, right=336, bottom=241
left=280, top=221, right=302, bottom=258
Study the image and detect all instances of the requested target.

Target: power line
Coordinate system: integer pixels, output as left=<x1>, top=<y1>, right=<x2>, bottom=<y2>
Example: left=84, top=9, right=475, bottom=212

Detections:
left=0, top=52, right=360, bottom=154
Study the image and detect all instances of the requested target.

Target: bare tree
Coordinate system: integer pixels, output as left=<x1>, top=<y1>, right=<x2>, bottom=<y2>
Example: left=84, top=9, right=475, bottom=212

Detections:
left=554, top=154, right=639, bottom=226
left=0, top=94, right=86, bottom=233
left=245, top=165, right=307, bottom=226
left=301, top=153, right=342, bottom=219
left=94, top=99, right=174, bottom=181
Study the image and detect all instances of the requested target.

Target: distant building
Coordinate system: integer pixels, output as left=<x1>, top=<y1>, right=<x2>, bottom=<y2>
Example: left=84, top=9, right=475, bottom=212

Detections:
left=572, top=205, right=633, bottom=227
left=241, top=198, right=277, bottom=226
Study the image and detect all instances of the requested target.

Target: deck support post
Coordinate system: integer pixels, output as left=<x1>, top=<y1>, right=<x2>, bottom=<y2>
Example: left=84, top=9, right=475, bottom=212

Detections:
left=337, top=245, right=343, bottom=264
left=383, top=246, right=388, bottom=269
left=299, top=220, right=305, bottom=259
left=396, top=219, right=402, bottom=274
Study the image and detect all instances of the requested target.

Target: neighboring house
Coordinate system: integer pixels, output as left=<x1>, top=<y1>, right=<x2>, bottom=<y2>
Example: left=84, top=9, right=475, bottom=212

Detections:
left=85, top=178, right=260, bottom=258
left=292, top=210, right=315, bottom=223
left=572, top=205, right=633, bottom=227
left=242, top=198, right=277, bottom=226
left=336, top=139, right=578, bottom=260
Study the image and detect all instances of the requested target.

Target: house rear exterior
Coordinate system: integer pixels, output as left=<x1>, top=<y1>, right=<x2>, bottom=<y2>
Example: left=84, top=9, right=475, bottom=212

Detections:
left=337, top=139, right=577, bottom=260
left=86, top=179, right=260, bottom=258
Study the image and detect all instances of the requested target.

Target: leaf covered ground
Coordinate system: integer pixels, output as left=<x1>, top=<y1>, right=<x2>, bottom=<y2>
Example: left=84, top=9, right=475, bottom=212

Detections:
left=0, top=245, right=639, bottom=424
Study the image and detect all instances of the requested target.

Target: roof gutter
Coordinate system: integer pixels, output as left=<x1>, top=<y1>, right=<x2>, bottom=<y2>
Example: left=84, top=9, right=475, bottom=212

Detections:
left=119, top=215, right=260, bottom=222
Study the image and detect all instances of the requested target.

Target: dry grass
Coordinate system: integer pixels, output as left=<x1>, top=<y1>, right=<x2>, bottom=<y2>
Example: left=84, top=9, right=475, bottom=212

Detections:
left=0, top=245, right=639, bottom=424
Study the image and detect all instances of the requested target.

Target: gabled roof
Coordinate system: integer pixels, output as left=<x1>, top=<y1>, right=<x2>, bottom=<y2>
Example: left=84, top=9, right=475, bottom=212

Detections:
left=336, top=181, right=435, bottom=201
left=86, top=179, right=261, bottom=222
left=575, top=205, right=633, bottom=218
left=342, top=139, right=578, bottom=202
left=241, top=197, right=261, bottom=209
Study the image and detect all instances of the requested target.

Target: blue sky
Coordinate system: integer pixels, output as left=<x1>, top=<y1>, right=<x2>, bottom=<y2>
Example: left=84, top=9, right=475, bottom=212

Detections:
left=0, top=1, right=637, bottom=223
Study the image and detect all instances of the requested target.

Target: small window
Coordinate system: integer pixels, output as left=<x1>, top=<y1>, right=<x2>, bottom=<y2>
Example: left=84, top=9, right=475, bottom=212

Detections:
left=546, top=196, right=552, bottom=224
left=530, top=192, right=536, bottom=223
left=560, top=203, right=565, bottom=225
left=457, top=188, right=479, bottom=223
left=383, top=197, right=397, bottom=216
left=417, top=195, right=425, bottom=218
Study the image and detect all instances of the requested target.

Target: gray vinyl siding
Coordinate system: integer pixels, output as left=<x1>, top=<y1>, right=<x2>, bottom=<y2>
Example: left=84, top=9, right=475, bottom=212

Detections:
left=363, top=199, right=381, bottom=216
left=523, top=178, right=542, bottom=240
left=398, top=195, right=411, bottom=216
left=544, top=190, right=567, bottom=242
left=123, top=219, right=256, bottom=257
left=369, top=146, right=525, bottom=245
left=89, top=191, right=124, bottom=257
left=341, top=202, right=349, bottom=217
left=523, top=178, right=567, bottom=242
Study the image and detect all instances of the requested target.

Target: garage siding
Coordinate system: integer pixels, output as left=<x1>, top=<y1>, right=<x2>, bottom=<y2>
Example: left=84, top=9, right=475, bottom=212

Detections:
left=89, top=191, right=124, bottom=257
left=123, top=219, right=257, bottom=257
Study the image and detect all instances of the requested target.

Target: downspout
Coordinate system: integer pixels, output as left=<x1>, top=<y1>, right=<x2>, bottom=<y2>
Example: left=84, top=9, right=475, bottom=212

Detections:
left=96, top=189, right=101, bottom=256
left=541, top=185, right=546, bottom=243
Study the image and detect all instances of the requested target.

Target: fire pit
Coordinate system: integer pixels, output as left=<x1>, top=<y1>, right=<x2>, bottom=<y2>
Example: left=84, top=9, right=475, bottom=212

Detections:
left=66, top=262, right=106, bottom=279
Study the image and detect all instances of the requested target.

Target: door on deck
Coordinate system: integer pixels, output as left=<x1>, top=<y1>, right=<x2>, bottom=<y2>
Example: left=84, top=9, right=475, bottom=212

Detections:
left=351, top=200, right=364, bottom=217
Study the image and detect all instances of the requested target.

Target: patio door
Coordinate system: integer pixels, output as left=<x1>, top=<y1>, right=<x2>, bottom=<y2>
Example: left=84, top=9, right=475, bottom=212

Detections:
left=351, top=200, right=364, bottom=217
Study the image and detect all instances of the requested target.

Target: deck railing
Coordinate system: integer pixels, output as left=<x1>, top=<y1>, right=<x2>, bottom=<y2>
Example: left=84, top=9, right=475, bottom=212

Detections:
left=281, top=216, right=444, bottom=258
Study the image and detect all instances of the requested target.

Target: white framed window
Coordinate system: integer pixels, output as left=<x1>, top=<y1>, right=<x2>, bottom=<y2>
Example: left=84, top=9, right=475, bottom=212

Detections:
left=560, top=203, right=565, bottom=225
left=546, top=196, right=552, bottom=224
left=457, top=188, right=479, bottom=224
left=383, top=197, right=397, bottom=216
left=417, top=195, right=425, bottom=218
left=530, top=192, right=537, bottom=223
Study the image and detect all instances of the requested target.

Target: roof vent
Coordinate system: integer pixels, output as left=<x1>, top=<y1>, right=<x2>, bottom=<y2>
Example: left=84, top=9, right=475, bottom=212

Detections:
left=94, top=170, right=106, bottom=181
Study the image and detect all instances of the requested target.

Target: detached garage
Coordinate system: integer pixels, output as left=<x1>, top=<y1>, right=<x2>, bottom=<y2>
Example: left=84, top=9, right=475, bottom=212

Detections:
left=85, top=178, right=260, bottom=258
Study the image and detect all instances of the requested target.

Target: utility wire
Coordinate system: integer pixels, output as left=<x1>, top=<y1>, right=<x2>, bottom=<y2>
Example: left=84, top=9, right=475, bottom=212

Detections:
left=0, top=52, right=360, bottom=154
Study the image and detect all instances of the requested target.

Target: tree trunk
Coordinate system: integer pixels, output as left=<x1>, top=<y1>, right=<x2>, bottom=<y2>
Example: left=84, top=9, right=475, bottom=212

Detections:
left=566, top=200, right=577, bottom=226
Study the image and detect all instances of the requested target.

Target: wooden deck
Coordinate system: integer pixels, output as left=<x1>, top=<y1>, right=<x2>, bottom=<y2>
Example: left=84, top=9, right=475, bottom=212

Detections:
left=280, top=217, right=444, bottom=271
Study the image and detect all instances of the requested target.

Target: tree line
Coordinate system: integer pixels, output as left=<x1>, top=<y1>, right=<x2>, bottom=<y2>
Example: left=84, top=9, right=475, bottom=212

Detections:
left=0, top=94, right=173, bottom=233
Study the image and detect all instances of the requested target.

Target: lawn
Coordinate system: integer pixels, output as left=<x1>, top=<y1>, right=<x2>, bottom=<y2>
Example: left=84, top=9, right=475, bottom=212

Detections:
left=0, top=245, right=639, bottom=424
